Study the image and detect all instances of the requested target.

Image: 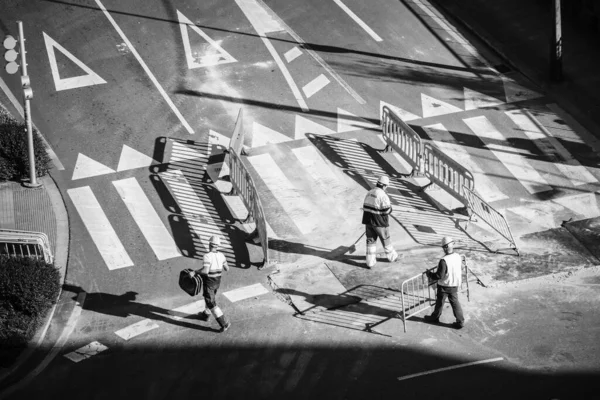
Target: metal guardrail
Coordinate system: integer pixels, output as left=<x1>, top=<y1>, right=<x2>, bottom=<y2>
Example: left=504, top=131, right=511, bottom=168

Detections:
left=228, top=149, right=269, bottom=266
left=0, top=229, right=54, bottom=264
left=380, top=106, right=423, bottom=177
left=463, top=186, right=519, bottom=256
left=422, top=142, right=475, bottom=207
left=229, top=108, right=246, bottom=157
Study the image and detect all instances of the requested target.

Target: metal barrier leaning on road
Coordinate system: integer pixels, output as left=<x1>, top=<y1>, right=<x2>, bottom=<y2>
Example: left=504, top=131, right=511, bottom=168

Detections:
left=380, top=106, right=423, bottom=177
left=0, top=229, right=54, bottom=264
left=463, top=187, right=519, bottom=256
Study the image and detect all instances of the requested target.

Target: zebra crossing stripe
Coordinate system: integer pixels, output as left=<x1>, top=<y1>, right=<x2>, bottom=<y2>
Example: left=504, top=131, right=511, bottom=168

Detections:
left=113, top=177, right=180, bottom=260
left=169, top=300, right=205, bottom=320
left=114, top=319, right=159, bottom=341
left=64, top=341, right=108, bottom=363
left=223, top=283, right=269, bottom=303
left=423, top=123, right=508, bottom=202
left=463, top=116, right=552, bottom=194
left=505, top=109, right=598, bottom=186
left=67, top=186, right=133, bottom=270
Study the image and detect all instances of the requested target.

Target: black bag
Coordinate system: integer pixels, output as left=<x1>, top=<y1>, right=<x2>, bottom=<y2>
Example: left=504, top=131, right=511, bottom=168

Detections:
left=179, top=269, right=203, bottom=296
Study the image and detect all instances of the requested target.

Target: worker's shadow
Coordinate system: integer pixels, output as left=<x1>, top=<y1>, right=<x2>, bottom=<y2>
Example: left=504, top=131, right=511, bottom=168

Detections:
left=75, top=291, right=220, bottom=333
left=411, top=315, right=457, bottom=329
left=269, top=238, right=369, bottom=269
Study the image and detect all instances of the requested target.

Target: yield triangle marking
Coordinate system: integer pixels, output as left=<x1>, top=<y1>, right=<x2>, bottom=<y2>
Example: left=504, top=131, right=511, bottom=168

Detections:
left=252, top=122, right=291, bottom=147
left=208, top=129, right=231, bottom=153
left=72, top=153, right=115, bottom=180
left=294, top=115, right=335, bottom=139
left=337, top=108, right=379, bottom=133
left=43, top=32, right=107, bottom=92
left=177, top=10, right=237, bottom=69
left=502, top=78, right=543, bottom=103
left=421, top=94, right=462, bottom=118
left=379, top=101, right=420, bottom=122
left=116, top=145, right=156, bottom=172
left=554, top=193, right=600, bottom=218
left=464, top=88, right=505, bottom=110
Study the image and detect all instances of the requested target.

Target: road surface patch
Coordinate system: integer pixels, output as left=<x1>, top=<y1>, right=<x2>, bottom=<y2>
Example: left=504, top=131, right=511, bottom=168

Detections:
left=114, top=319, right=159, bottom=340
left=63, top=341, right=108, bottom=363
left=223, top=283, right=269, bottom=303
left=397, top=357, right=504, bottom=381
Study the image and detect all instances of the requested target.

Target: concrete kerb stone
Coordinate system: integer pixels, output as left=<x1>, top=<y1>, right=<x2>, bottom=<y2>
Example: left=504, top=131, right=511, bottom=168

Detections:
left=0, top=173, right=70, bottom=386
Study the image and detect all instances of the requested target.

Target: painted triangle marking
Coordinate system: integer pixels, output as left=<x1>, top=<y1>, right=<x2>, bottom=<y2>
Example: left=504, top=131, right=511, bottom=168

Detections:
left=337, top=108, right=379, bottom=133
left=252, top=122, right=291, bottom=147
left=208, top=129, right=231, bottom=153
left=421, top=94, right=462, bottom=118
left=177, top=10, right=237, bottom=69
left=502, top=78, right=543, bottom=103
left=43, top=32, right=107, bottom=91
left=72, top=153, right=115, bottom=180
left=464, top=87, right=505, bottom=110
left=554, top=193, right=600, bottom=218
left=116, top=145, right=156, bottom=172
left=295, top=115, right=335, bottom=139
left=379, top=100, right=420, bottom=122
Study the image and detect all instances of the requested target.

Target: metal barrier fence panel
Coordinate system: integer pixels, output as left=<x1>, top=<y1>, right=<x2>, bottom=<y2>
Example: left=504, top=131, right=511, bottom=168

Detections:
left=0, top=229, right=53, bottom=264
left=463, top=186, right=519, bottom=255
left=229, top=108, right=246, bottom=156
left=227, top=149, right=269, bottom=265
left=422, top=142, right=475, bottom=207
left=380, top=106, right=423, bottom=175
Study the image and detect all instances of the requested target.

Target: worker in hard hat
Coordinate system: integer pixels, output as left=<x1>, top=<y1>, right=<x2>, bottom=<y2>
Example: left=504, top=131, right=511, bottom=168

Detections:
left=195, top=235, right=231, bottom=332
left=362, top=174, right=398, bottom=268
left=424, top=236, right=465, bottom=329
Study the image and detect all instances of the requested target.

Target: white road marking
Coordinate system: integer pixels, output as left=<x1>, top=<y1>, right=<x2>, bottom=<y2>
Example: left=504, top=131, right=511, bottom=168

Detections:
left=464, top=116, right=552, bottom=194
left=208, top=129, right=231, bottom=154
left=337, top=108, right=379, bottom=133
left=284, top=47, right=302, bottom=63
left=502, top=77, right=542, bottom=103
left=168, top=300, right=205, bottom=320
left=94, top=0, right=194, bottom=134
left=223, top=283, right=269, bottom=302
left=302, top=74, right=330, bottom=99
left=506, top=109, right=597, bottom=186
left=113, top=177, right=180, bottom=260
left=177, top=10, right=237, bottom=69
left=421, top=94, right=462, bottom=118
left=43, top=32, right=107, bottom=91
left=380, top=100, right=420, bottom=121
left=64, top=341, right=108, bottom=363
left=292, top=145, right=343, bottom=196
left=247, top=153, right=318, bottom=234
left=423, top=123, right=508, bottom=202
left=252, top=121, right=291, bottom=147
left=464, top=87, right=505, bottom=110
left=71, top=153, right=115, bottom=180
left=295, top=115, right=335, bottom=139
left=333, top=0, right=382, bottom=42
left=397, top=357, right=504, bottom=381
left=115, top=319, right=160, bottom=341
left=116, top=145, right=156, bottom=171
left=0, top=76, right=65, bottom=170
left=68, top=186, right=133, bottom=269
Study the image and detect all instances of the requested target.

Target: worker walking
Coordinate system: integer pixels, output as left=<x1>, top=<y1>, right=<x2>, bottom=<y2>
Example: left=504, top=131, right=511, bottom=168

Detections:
left=195, top=235, right=231, bottom=332
left=362, top=175, right=398, bottom=268
left=424, top=236, right=465, bottom=329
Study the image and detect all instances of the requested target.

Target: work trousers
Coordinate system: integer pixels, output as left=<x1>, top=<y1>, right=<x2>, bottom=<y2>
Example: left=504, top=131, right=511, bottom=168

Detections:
left=202, top=275, right=221, bottom=310
left=431, top=285, right=464, bottom=325
left=365, top=224, right=398, bottom=267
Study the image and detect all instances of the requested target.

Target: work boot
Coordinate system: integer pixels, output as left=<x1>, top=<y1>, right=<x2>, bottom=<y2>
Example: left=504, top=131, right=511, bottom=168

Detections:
left=424, top=315, right=439, bottom=323
left=216, top=315, right=231, bottom=332
left=452, top=321, right=464, bottom=330
left=197, top=311, right=210, bottom=321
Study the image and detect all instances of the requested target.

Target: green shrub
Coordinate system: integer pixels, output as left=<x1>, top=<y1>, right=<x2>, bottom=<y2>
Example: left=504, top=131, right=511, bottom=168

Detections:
left=0, top=106, right=51, bottom=182
left=0, top=256, right=60, bottom=348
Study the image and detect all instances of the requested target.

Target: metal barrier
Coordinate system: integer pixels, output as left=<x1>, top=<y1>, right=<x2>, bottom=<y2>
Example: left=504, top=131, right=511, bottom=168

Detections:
left=380, top=106, right=423, bottom=177
left=422, top=142, right=475, bottom=207
left=228, top=149, right=269, bottom=266
left=463, top=186, right=519, bottom=256
left=0, top=229, right=54, bottom=264
left=400, top=256, right=470, bottom=332
left=229, top=108, right=246, bottom=157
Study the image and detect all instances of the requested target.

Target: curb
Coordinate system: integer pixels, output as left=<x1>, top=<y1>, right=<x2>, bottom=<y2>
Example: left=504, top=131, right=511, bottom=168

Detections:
left=0, top=172, right=70, bottom=386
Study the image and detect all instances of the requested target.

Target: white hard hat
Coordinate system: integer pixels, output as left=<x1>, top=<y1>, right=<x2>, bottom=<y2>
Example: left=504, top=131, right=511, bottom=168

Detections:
left=377, top=175, right=390, bottom=186
left=209, top=235, right=221, bottom=246
left=441, top=236, right=454, bottom=247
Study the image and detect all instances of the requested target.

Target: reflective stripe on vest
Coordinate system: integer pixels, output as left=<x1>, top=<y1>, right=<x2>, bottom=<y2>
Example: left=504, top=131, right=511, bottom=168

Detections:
left=363, top=188, right=391, bottom=215
left=438, top=252, right=462, bottom=287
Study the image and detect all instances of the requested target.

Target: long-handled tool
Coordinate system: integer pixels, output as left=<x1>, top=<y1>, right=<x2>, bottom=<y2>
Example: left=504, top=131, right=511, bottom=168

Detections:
left=347, top=231, right=366, bottom=254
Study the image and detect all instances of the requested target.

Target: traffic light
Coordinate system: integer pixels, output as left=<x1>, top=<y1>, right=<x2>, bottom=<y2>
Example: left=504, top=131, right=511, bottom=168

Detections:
left=3, top=35, right=20, bottom=74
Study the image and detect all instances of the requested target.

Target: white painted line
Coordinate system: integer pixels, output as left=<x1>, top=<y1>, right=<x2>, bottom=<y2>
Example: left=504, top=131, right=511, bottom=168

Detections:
left=113, top=177, right=180, bottom=260
left=506, top=109, right=597, bottom=186
left=397, top=357, right=504, bottom=381
left=169, top=300, right=205, bottom=320
left=0, top=76, right=65, bottom=170
left=117, top=145, right=155, bottom=171
left=333, top=0, right=382, bottom=42
left=115, top=319, right=160, bottom=340
left=423, top=123, right=508, bottom=202
left=94, top=0, right=194, bottom=134
left=43, top=32, right=107, bottom=91
left=247, top=153, right=318, bottom=234
left=72, top=153, right=115, bottom=180
left=234, top=0, right=284, bottom=34
left=68, top=186, right=133, bottom=269
left=64, top=341, right=108, bottom=363
left=302, top=74, right=330, bottom=99
left=223, top=283, right=269, bottom=303
left=464, top=116, right=552, bottom=194
left=284, top=47, right=302, bottom=63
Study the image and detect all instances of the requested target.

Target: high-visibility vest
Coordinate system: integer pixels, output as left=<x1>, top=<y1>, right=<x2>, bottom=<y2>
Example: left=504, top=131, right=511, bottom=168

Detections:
left=438, top=253, right=462, bottom=287
left=362, top=187, right=392, bottom=227
left=202, top=251, right=227, bottom=277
